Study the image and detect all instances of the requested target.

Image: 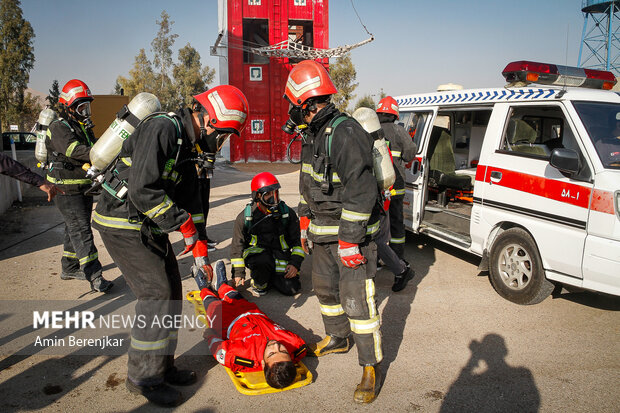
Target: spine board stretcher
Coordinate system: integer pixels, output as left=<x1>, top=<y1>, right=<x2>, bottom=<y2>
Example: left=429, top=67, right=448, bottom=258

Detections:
left=186, top=291, right=313, bottom=395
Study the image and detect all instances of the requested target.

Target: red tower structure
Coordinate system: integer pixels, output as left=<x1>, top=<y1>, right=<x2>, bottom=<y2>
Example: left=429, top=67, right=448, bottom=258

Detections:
left=213, top=0, right=329, bottom=162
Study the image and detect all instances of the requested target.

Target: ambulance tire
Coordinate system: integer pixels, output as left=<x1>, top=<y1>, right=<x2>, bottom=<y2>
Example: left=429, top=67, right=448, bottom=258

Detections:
left=489, top=227, right=554, bottom=305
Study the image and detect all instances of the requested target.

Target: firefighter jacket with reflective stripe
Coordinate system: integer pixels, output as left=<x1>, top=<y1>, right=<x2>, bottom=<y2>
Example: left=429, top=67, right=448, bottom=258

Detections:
left=298, top=104, right=382, bottom=244
left=0, top=152, right=44, bottom=187
left=380, top=121, right=417, bottom=193
left=230, top=201, right=304, bottom=278
left=46, top=117, right=94, bottom=194
left=92, top=109, right=205, bottom=237
left=201, top=284, right=307, bottom=372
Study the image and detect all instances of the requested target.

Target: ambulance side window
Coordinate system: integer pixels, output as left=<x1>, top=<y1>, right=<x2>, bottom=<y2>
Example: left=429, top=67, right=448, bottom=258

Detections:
left=399, top=111, right=431, bottom=154
left=501, top=105, right=591, bottom=181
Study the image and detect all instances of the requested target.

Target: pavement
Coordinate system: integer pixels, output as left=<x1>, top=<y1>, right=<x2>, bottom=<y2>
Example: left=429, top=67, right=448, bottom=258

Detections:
left=0, top=160, right=619, bottom=412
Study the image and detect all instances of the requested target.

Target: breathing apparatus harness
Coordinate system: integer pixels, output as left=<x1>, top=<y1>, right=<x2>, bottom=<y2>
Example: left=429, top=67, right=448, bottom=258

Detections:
left=95, top=111, right=184, bottom=200
left=47, top=117, right=95, bottom=173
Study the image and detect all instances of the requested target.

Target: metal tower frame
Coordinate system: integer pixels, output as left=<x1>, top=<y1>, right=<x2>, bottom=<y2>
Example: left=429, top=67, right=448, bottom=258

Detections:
left=579, top=1, right=620, bottom=74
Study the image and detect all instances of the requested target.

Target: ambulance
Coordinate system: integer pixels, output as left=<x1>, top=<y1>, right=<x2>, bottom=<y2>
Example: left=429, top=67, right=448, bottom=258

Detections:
left=395, top=61, right=620, bottom=304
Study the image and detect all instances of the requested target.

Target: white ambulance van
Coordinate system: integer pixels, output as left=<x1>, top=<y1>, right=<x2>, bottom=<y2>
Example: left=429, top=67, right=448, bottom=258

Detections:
left=395, top=61, right=620, bottom=304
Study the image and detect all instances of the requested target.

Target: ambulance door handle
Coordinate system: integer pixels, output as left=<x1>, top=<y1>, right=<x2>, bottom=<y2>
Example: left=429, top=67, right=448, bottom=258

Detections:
left=490, top=171, right=502, bottom=183
left=411, top=159, right=419, bottom=174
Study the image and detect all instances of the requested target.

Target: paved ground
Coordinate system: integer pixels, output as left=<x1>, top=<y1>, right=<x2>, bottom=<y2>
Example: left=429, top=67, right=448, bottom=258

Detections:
left=0, top=161, right=619, bottom=412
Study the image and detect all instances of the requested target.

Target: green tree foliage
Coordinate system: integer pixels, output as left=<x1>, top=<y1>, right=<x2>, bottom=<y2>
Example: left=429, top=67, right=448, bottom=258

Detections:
left=172, top=43, right=215, bottom=108
left=0, top=0, right=35, bottom=131
left=330, top=53, right=358, bottom=113
left=116, top=10, right=215, bottom=112
left=354, top=94, right=375, bottom=111
left=150, top=11, right=178, bottom=110
left=116, top=49, right=156, bottom=98
left=46, top=79, right=60, bottom=110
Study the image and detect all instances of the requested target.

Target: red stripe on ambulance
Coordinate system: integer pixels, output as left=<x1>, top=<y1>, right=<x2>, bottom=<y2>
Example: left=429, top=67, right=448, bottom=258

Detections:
left=475, top=165, right=614, bottom=214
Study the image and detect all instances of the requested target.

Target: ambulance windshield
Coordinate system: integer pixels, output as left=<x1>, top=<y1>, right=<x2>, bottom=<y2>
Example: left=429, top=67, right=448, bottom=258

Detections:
left=573, top=102, right=620, bottom=169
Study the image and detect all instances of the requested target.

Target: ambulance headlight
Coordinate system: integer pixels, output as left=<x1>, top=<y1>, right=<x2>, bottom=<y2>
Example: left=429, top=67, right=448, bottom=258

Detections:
left=502, top=60, right=617, bottom=90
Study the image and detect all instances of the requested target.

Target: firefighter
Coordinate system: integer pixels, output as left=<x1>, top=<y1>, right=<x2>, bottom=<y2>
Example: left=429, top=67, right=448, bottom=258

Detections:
left=46, top=79, right=113, bottom=291
left=230, top=172, right=304, bottom=296
left=283, top=60, right=383, bottom=403
left=92, top=85, right=248, bottom=407
left=376, top=96, right=417, bottom=290
left=196, top=260, right=307, bottom=389
left=0, top=152, right=62, bottom=201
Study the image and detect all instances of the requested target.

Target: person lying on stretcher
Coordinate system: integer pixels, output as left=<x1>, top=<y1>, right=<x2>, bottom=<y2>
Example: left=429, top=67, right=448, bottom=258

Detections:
left=195, top=260, right=307, bottom=388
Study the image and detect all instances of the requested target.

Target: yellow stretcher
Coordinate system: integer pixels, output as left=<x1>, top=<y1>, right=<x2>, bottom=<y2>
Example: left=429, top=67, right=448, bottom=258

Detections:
left=186, top=290, right=313, bottom=395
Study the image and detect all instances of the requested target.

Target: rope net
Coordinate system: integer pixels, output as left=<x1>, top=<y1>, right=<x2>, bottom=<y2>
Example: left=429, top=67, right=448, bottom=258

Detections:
left=233, top=36, right=374, bottom=59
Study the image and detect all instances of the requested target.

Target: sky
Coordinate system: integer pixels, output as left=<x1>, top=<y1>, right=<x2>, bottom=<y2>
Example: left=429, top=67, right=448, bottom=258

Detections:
left=22, top=0, right=590, bottom=102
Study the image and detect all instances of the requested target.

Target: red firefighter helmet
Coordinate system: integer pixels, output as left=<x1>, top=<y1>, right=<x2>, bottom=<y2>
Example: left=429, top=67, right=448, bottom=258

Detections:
left=284, top=60, right=338, bottom=106
left=59, top=79, right=93, bottom=108
left=376, top=96, right=400, bottom=119
left=193, top=85, right=249, bottom=136
left=251, top=172, right=281, bottom=211
left=251, top=172, right=280, bottom=196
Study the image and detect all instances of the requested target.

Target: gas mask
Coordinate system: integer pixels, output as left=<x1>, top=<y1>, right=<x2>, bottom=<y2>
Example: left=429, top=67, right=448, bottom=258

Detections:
left=258, top=189, right=280, bottom=214
left=197, top=109, right=233, bottom=153
left=71, top=100, right=94, bottom=128
left=282, top=102, right=312, bottom=134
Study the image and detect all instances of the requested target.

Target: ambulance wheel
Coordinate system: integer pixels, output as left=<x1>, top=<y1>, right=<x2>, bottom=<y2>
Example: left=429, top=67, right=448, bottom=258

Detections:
left=489, top=228, right=554, bottom=305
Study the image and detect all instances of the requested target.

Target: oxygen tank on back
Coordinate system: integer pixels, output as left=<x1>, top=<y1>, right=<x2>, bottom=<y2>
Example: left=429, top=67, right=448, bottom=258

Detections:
left=84, top=92, right=161, bottom=179
left=34, top=108, right=58, bottom=168
left=351, top=107, right=396, bottom=190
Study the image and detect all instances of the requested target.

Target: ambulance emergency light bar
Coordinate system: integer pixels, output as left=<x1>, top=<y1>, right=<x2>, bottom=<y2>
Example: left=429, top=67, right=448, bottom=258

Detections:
left=502, top=60, right=617, bottom=90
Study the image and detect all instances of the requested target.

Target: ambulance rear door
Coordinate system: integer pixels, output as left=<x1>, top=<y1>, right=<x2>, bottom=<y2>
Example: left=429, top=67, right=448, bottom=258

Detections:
left=400, top=109, right=436, bottom=232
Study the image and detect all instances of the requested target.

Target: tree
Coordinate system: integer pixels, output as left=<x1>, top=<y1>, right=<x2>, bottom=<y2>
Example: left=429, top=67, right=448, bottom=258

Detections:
left=46, top=80, right=60, bottom=110
left=116, top=49, right=156, bottom=97
left=172, top=43, right=215, bottom=108
left=115, top=10, right=216, bottom=111
left=0, top=0, right=35, bottom=132
left=151, top=10, right=178, bottom=110
left=354, top=94, right=375, bottom=111
left=329, top=53, right=358, bottom=113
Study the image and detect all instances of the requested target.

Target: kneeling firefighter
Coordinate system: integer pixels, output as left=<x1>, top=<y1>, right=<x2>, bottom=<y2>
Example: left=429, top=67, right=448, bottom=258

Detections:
left=230, top=172, right=305, bottom=296
left=283, top=60, right=384, bottom=404
left=92, top=85, right=249, bottom=407
left=46, top=79, right=113, bottom=292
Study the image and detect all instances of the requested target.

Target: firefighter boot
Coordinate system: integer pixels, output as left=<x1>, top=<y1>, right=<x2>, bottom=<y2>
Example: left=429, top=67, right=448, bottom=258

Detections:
left=164, top=366, right=197, bottom=386
left=308, top=335, right=350, bottom=357
left=125, top=379, right=183, bottom=407
left=60, top=270, right=86, bottom=281
left=392, top=267, right=415, bottom=292
left=353, top=364, right=382, bottom=404
left=90, top=276, right=113, bottom=293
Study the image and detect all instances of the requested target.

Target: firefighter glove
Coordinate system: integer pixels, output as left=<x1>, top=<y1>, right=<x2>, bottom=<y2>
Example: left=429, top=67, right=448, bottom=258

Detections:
left=177, top=215, right=198, bottom=256
left=192, top=240, right=213, bottom=281
left=300, top=216, right=313, bottom=254
left=338, top=240, right=367, bottom=268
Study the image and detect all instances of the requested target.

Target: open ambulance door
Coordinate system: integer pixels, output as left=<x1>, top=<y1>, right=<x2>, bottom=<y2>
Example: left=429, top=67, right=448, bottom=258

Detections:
left=401, top=109, right=436, bottom=233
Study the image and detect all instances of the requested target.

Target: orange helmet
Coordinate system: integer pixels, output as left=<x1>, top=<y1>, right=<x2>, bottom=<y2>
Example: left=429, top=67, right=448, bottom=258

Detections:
left=193, top=85, right=249, bottom=136
left=59, top=79, right=93, bottom=108
left=284, top=60, right=337, bottom=106
left=376, top=96, right=399, bottom=119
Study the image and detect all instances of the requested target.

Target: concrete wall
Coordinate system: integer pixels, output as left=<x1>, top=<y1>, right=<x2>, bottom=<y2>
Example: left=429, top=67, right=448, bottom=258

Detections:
left=0, top=151, right=40, bottom=214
